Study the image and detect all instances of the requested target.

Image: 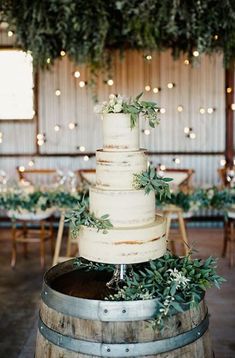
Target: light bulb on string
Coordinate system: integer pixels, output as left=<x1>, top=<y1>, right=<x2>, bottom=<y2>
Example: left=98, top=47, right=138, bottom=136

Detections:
left=143, top=129, right=151, bottom=136
left=160, top=108, right=166, bottom=114
left=227, top=87, right=232, bottom=94
left=214, top=35, right=219, bottom=40
left=220, top=159, right=226, bottom=167
left=55, top=89, right=61, bottom=96
left=231, top=104, right=235, bottom=111
left=189, top=132, right=196, bottom=139
left=193, top=50, right=200, bottom=57
left=153, top=87, right=161, bottom=93
left=107, top=79, right=114, bottom=86
left=184, top=59, right=190, bottom=65
left=207, top=107, right=215, bottom=114
left=145, top=85, right=151, bottom=92
left=145, top=54, right=152, bottom=61
left=19, top=166, right=25, bottom=172
left=167, top=82, right=175, bottom=89
left=28, top=160, right=35, bottom=167
left=74, top=70, right=80, bottom=78
left=78, top=145, right=85, bottom=152
left=68, top=122, right=78, bottom=130
left=0, top=131, right=3, bottom=143
left=84, top=155, right=89, bottom=161
left=177, top=105, right=183, bottom=112
left=79, top=81, right=86, bottom=88
left=184, top=127, right=190, bottom=134
left=60, top=50, right=66, bottom=57
left=46, top=58, right=51, bottom=64
left=199, top=107, right=206, bottom=114
left=173, top=157, right=181, bottom=164
left=7, top=30, right=13, bottom=37
left=54, top=124, right=61, bottom=132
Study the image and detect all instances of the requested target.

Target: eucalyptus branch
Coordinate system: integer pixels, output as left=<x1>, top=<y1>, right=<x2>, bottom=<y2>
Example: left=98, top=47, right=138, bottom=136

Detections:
left=65, top=200, right=113, bottom=237
left=133, top=166, right=172, bottom=199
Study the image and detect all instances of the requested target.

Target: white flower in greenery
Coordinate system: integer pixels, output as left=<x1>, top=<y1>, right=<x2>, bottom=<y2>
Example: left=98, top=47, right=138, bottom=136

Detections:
left=189, top=200, right=201, bottom=212
left=113, top=103, right=123, bottom=112
left=207, top=189, right=214, bottom=200
left=167, top=268, right=190, bottom=288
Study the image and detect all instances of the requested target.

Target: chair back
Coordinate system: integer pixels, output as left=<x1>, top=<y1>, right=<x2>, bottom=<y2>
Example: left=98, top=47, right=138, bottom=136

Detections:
left=77, top=169, right=96, bottom=187
left=159, top=168, right=194, bottom=192
left=16, top=168, right=58, bottom=187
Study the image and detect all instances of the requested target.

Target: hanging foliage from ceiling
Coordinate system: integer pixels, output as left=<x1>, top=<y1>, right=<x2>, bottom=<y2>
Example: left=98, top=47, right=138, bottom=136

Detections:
left=1, top=0, right=235, bottom=69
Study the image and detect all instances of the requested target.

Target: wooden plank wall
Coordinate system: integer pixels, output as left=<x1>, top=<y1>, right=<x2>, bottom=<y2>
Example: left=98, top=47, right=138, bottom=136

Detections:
left=0, top=31, right=227, bottom=186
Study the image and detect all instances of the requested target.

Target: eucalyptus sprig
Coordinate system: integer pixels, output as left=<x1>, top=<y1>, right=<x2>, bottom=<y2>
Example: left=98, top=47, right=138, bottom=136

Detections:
left=65, top=199, right=113, bottom=236
left=133, top=166, right=172, bottom=199
left=94, top=93, right=160, bottom=129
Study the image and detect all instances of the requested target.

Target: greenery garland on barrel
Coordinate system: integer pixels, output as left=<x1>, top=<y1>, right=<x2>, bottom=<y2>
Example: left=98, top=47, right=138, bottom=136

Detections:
left=1, top=0, right=235, bottom=70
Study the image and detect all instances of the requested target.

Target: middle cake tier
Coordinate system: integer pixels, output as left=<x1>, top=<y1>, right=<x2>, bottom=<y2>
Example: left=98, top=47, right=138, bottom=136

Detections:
left=90, top=187, right=155, bottom=228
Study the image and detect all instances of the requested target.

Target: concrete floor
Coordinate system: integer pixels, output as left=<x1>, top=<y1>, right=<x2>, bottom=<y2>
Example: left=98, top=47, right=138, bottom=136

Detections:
left=0, top=226, right=234, bottom=358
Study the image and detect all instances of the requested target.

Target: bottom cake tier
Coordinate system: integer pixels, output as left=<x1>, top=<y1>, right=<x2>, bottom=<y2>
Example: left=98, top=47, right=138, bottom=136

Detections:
left=78, top=215, right=166, bottom=264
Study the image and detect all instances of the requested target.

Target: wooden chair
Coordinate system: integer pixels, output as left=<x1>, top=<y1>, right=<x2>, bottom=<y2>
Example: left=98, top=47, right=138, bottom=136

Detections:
left=157, top=168, right=195, bottom=255
left=10, top=168, right=57, bottom=268
left=52, top=169, right=96, bottom=266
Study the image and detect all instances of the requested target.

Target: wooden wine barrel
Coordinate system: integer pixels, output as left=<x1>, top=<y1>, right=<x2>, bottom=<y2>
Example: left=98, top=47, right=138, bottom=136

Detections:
left=35, top=259, right=213, bottom=358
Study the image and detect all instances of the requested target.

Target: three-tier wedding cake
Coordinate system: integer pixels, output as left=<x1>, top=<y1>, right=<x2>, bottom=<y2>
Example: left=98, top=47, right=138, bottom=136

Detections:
left=79, top=103, right=167, bottom=264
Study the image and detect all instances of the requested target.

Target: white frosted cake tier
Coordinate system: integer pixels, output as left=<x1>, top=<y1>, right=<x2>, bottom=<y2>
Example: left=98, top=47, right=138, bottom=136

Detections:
left=102, top=113, right=139, bottom=151
left=96, top=149, right=147, bottom=190
left=78, top=216, right=166, bottom=264
left=90, top=187, right=155, bottom=228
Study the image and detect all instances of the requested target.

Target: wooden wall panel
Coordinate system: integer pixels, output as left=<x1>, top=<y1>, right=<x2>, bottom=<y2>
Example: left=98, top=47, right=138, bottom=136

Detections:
left=0, top=30, right=227, bottom=185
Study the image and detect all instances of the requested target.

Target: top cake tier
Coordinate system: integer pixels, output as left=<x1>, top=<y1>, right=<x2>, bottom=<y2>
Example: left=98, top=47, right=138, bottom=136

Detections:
left=102, top=113, right=139, bottom=151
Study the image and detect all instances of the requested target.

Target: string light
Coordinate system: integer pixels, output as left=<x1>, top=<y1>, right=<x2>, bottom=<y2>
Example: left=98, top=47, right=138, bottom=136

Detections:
left=0, top=132, right=3, bottom=144
left=184, top=59, right=190, bottom=65
left=36, top=133, right=44, bottom=140
left=107, top=79, right=114, bottom=86
left=214, top=35, right=219, bottom=40
left=207, top=107, right=215, bottom=114
left=153, top=87, right=161, bottom=93
left=54, top=124, right=61, bottom=132
left=79, top=146, right=86, bottom=152
left=160, top=108, right=166, bottom=114
left=173, top=158, right=181, bottom=164
left=46, top=58, right=51, bottom=64
left=37, top=133, right=46, bottom=146
left=143, top=129, right=151, bottom=136
left=68, top=122, right=77, bottom=130
left=189, top=132, right=196, bottom=139
left=19, top=166, right=25, bottom=172
left=160, top=164, right=166, bottom=171
left=79, top=81, right=86, bottom=88
left=199, top=107, right=206, bottom=114
left=231, top=103, right=235, bottom=111
left=60, top=50, right=66, bottom=57
left=145, top=54, right=152, bottom=61
left=145, top=85, right=151, bottom=92
left=220, top=159, right=226, bottom=167
left=193, top=50, right=200, bottom=57
left=84, top=155, right=89, bottom=161
left=55, top=89, right=61, bottom=96
left=167, top=82, right=175, bottom=89
left=7, top=30, right=13, bottom=37
left=184, top=127, right=190, bottom=134
left=227, top=87, right=232, bottom=94
left=74, top=70, right=80, bottom=78
left=177, top=105, right=183, bottom=112
left=28, top=160, right=35, bottom=167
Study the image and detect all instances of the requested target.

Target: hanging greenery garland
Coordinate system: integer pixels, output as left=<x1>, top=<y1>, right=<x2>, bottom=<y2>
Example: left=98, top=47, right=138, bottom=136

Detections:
left=1, top=0, right=235, bottom=70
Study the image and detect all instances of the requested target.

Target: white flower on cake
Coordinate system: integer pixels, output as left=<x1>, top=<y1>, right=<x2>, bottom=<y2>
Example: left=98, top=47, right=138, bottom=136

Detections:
left=94, top=92, right=160, bottom=128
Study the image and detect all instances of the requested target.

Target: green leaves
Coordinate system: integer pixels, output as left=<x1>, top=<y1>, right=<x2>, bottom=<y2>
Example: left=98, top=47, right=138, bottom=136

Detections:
left=133, top=166, right=172, bottom=199
left=66, top=199, right=113, bottom=236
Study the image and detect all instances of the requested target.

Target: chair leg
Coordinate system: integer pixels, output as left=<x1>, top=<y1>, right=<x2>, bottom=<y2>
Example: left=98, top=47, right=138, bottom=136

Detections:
left=222, top=219, right=229, bottom=258
left=22, top=222, right=28, bottom=259
left=230, top=222, right=234, bottom=267
left=49, top=218, right=54, bottom=258
left=40, top=222, right=45, bottom=269
left=11, top=221, right=17, bottom=268
left=52, top=211, right=65, bottom=266
left=178, top=213, right=189, bottom=256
